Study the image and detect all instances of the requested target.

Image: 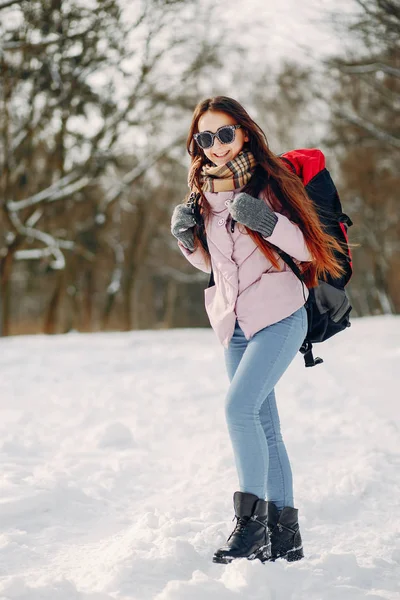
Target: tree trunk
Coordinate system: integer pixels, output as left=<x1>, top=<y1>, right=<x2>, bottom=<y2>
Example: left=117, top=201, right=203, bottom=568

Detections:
left=161, top=279, right=177, bottom=329
left=374, top=261, right=395, bottom=314
left=131, top=279, right=142, bottom=330
left=0, top=251, right=14, bottom=336
left=123, top=280, right=133, bottom=331
left=82, top=268, right=94, bottom=331
left=43, top=269, right=65, bottom=334
left=122, top=203, right=153, bottom=331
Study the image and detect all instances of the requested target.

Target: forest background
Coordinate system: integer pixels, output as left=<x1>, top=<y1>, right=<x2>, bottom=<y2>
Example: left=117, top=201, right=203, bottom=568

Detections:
left=0, top=0, right=398, bottom=336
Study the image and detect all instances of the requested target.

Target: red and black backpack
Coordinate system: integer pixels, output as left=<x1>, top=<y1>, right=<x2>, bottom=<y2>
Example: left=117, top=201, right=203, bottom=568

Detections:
left=275, top=149, right=353, bottom=367
left=190, top=148, right=353, bottom=367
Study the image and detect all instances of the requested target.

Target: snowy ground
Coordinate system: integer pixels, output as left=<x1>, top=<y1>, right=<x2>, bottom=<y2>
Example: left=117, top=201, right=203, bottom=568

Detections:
left=0, top=316, right=399, bottom=600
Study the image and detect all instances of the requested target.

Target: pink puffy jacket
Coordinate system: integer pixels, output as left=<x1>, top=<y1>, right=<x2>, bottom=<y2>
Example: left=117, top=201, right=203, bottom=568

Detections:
left=178, top=188, right=313, bottom=348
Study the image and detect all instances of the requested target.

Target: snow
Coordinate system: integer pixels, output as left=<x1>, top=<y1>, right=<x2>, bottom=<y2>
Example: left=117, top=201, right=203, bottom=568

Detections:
left=0, top=316, right=399, bottom=599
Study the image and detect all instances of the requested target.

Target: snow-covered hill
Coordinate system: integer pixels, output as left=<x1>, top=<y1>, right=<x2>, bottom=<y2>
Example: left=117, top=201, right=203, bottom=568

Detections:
left=0, top=316, right=399, bottom=599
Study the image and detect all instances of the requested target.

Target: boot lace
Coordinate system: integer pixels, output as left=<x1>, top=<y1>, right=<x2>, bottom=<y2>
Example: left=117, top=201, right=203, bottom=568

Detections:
left=232, top=516, right=251, bottom=538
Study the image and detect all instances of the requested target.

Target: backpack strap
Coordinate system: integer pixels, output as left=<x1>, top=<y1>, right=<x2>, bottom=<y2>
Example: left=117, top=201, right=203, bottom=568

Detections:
left=271, top=246, right=324, bottom=367
left=300, top=340, right=324, bottom=367
left=272, top=246, right=304, bottom=283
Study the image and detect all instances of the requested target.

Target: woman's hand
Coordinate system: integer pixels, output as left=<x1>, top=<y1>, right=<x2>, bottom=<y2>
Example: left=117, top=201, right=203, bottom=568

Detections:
left=228, top=192, right=278, bottom=238
left=171, top=204, right=197, bottom=252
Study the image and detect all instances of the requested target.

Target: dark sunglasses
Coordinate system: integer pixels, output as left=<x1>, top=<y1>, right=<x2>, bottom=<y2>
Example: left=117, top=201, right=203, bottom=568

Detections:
left=193, top=124, right=242, bottom=149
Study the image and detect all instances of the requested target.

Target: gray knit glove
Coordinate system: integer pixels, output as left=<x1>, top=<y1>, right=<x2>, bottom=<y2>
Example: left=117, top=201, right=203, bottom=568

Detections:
left=228, top=192, right=278, bottom=237
left=171, top=203, right=196, bottom=252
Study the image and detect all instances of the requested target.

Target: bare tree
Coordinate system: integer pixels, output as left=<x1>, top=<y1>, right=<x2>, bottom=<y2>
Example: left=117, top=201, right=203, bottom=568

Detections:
left=0, top=0, right=221, bottom=335
left=325, top=0, right=399, bottom=315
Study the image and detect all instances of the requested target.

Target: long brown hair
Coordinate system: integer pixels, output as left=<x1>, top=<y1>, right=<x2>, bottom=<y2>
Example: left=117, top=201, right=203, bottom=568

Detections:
left=186, top=96, right=346, bottom=288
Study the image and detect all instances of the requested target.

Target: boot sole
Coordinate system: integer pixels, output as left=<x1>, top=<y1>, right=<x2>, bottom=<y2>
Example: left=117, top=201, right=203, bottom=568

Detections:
left=212, top=543, right=272, bottom=564
left=268, top=545, right=304, bottom=562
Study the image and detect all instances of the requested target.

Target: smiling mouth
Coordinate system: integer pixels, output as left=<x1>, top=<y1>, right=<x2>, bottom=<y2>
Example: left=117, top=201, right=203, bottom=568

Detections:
left=213, top=150, right=230, bottom=158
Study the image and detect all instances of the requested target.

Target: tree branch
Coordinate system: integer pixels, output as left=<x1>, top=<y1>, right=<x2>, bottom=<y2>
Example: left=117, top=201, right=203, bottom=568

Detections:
left=7, top=211, right=68, bottom=269
left=101, top=134, right=187, bottom=211
left=0, top=0, right=21, bottom=10
left=7, top=173, right=92, bottom=211
left=339, top=62, right=400, bottom=78
left=334, top=110, right=400, bottom=149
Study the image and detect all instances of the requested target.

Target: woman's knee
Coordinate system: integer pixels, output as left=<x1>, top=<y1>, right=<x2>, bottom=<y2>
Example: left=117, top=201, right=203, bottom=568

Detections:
left=225, top=394, right=239, bottom=424
left=225, top=391, right=250, bottom=426
left=225, top=393, right=260, bottom=430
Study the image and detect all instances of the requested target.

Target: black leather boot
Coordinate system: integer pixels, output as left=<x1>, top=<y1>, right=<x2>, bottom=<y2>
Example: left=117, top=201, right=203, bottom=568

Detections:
left=266, top=502, right=304, bottom=562
left=213, top=492, right=272, bottom=564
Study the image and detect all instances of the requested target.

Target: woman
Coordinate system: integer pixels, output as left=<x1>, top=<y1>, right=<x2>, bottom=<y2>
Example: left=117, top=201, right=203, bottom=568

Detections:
left=170, top=97, right=345, bottom=564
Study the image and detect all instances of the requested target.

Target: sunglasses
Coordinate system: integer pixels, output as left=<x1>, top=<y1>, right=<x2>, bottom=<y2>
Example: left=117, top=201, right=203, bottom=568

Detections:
left=193, top=124, right=242, bottom=149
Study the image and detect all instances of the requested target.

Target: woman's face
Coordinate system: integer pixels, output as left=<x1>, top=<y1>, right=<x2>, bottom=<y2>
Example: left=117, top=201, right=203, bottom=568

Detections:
left=197, top=110, right=248, bottom=167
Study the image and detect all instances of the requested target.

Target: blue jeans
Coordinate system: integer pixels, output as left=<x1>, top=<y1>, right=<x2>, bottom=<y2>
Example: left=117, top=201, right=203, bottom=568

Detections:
left=223, top=306, right=307, bottom=510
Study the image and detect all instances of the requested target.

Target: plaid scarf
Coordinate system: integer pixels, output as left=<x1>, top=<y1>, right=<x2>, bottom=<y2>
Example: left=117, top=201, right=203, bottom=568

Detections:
left=192, top=150, right=257, bottom=193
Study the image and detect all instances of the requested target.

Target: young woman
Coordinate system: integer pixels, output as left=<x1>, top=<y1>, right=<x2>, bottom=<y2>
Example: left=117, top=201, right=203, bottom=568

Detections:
left=170, top=97, right=345, bottom=565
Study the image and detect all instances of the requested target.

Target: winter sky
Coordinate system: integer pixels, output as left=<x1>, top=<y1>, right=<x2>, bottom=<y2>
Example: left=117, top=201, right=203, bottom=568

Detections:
left=218, top=0, right=359, bottom=63
left=246, top=0, right=359, bottom=60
